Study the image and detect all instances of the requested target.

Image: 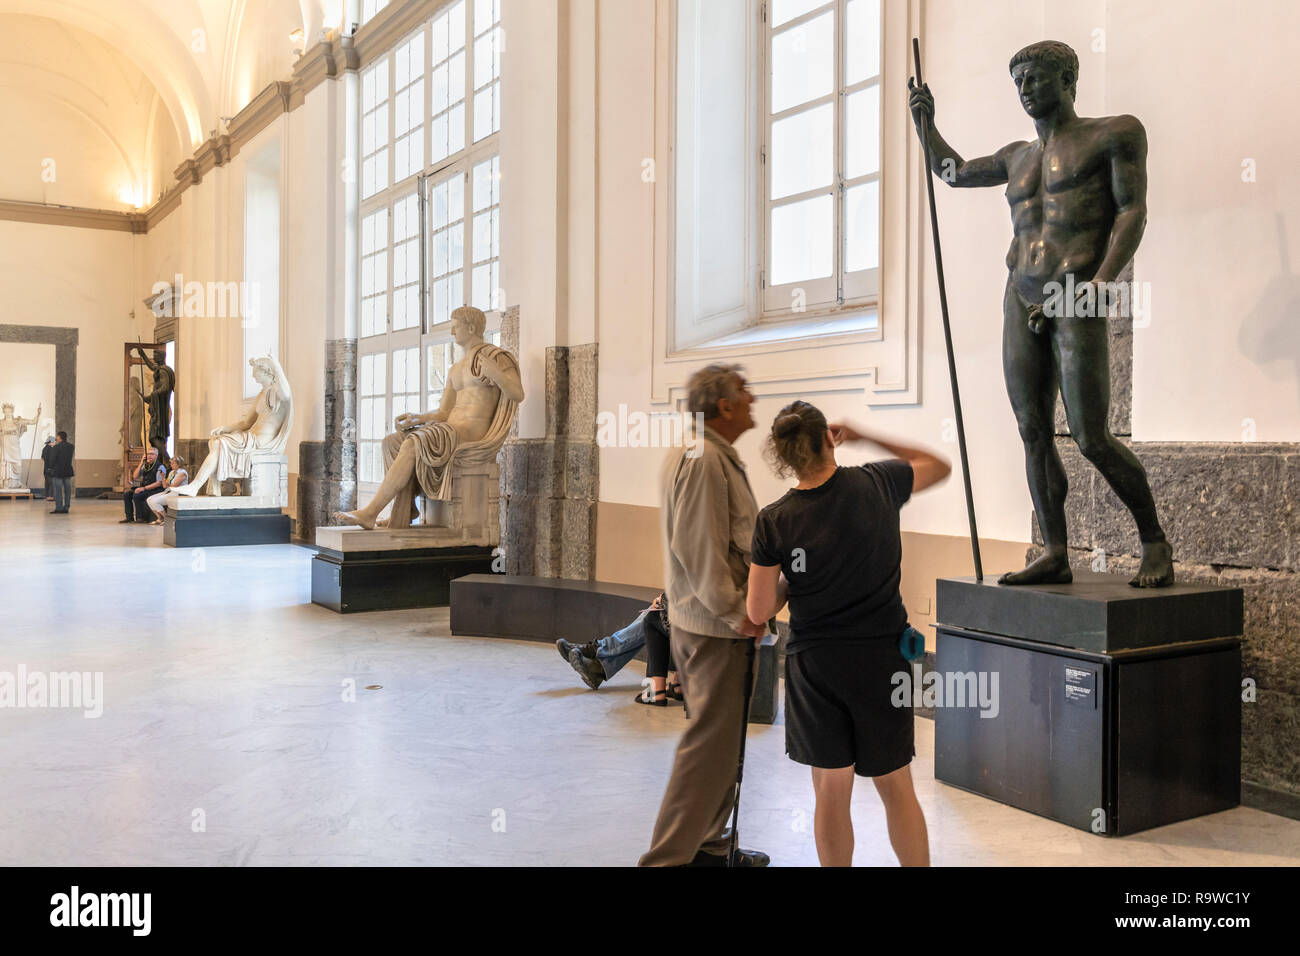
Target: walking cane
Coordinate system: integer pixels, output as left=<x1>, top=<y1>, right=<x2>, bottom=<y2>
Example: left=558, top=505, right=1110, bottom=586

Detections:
left=727, top=636, right=759, bottom=866
left=911, top=37, right=983, bottom=581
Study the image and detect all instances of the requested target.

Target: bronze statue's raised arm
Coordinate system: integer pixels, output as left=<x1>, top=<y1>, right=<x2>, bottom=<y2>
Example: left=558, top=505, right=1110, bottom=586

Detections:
left=1093, top=115, right=1148, bottom=284
left=135, top=346, right=158, bottom=372
left=908, top=79, right=1018, bottom=187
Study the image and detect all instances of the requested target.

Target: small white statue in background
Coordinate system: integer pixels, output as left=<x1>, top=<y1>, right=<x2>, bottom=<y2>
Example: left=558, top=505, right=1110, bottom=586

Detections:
left=177, top=355, right=293, bottom=497
left=0, top=402, right=41, bottom=489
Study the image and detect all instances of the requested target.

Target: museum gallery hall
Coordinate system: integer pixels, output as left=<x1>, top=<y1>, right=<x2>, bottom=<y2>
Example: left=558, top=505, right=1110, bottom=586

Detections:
left=1, top=0, right=1298, bottom=881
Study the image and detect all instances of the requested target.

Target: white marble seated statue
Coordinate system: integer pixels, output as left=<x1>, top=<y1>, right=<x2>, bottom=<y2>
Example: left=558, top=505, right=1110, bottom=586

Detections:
left=177, top=355, right=293, bottom=497
left=1, top=402, right=41, bottom=489
left=334, top=306, right=523, bottom=530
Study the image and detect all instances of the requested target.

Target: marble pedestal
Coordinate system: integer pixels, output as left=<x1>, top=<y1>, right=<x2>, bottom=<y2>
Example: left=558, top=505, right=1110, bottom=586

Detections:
left=164, top=495, right=291, bottom=548
left=311, top=525, right=495, bottom=613
left=248, top=452, right=290, bottom=506
left=934, top=572, right=1243, bottom=836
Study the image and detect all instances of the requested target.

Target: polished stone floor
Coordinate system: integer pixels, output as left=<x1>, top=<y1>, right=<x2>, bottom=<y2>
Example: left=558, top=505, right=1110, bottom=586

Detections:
left=2, top=500, right=1298, bottom=866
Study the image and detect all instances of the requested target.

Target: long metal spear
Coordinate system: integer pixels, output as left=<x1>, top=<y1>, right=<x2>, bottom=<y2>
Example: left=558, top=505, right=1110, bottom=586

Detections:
left=912, top=37, right=983, bottom=581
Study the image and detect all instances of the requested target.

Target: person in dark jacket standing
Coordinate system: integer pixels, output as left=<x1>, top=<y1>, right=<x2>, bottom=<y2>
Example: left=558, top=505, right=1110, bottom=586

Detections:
left=48, top=431, right=75, bottom=514
left=41, top=436, right=55, bottom=510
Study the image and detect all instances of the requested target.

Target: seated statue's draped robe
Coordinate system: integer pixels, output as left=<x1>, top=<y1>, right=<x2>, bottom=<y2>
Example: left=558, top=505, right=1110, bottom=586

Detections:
left=393, top=345, right=519, bottom=502
left=209, top=387, right=293, bottom=481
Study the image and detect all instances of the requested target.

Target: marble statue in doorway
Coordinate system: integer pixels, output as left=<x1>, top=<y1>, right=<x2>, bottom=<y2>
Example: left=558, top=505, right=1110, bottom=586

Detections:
left=0, top=402, right=41, bottom=488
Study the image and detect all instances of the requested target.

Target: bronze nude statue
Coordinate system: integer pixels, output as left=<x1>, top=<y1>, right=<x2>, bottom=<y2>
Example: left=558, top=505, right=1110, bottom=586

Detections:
left=909, top=40, right=1174, bottom=588
left=135, top=347, right=176, bottom=470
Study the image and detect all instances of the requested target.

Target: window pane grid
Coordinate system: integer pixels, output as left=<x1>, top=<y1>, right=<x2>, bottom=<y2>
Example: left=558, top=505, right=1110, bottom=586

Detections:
left=393, top=32, right=426, bottom=184
left=391, top=193, right=421, bottom=331
left=428, top=172, right=466, bottom=327
left=357, top=0, right=504, bottom=489
left=361, top=60, right=390, bottom=199
left=360, top=208, right=389, bottom=338
left=361, top=0, right=390, bottom=27
left=764, top=0, right=880, bottom=307
left=472, top=0, right=503, bottom=142
left=358, top=352, right=388, bottom=483
left=430, top=1, right=468, bottom=165
left=471, top=154, right=501, bottom=312
left=391, top=346, right=421, bottom=421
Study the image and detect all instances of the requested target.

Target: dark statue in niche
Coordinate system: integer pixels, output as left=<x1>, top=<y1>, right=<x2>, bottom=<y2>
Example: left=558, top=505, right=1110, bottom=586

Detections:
left=908, top=40, right=1174, bottom=588
left=134, top=347, right=175, bottom=470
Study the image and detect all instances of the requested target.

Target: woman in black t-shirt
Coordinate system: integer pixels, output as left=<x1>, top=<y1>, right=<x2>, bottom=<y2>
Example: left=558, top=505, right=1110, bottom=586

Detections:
left=747, top=401, right=950, bottom=867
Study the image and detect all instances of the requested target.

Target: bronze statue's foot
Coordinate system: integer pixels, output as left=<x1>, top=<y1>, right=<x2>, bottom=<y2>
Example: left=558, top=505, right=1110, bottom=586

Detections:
left=332, top=510, right=376, bottom=530
left=998, top=551, right=1073, bottom=586
left=1130, top=540, right=1175, bottom=588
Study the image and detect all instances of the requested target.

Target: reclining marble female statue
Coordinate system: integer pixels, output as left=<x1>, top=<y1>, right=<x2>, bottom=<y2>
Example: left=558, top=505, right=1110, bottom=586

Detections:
left=334, top=306, right=524, bottom=530
left=176, top=355, right=293, bottom=497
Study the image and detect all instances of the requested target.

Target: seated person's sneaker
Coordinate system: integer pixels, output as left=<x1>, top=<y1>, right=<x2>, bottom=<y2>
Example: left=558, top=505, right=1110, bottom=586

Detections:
left=558, top=643, right=605, bottom=690
left=555, top=638, right=598, bottom=662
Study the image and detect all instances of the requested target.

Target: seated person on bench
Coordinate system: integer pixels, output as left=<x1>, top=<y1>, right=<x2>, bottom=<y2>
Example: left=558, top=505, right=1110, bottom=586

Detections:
left=556, top=594, right=683, bottom=706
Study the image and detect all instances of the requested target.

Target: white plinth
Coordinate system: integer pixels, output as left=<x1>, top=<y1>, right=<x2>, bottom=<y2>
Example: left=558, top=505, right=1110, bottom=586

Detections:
left=316, top=525, right=496, bottom=553
left=168, top=494, right=283, bottom=512
left=248, top=453, right=290, bottom=508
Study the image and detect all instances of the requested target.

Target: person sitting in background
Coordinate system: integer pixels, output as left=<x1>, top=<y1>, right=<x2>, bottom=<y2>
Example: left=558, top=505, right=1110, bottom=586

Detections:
left=122, top=448, right=166, bottom=524
left=145, top=455, right=189, bottom=526
left=556, top=594, right=683, bottom=706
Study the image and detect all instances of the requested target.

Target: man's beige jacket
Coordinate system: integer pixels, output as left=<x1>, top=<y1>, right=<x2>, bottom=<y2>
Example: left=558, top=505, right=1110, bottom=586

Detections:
left=660, top=423, right=759, bottom=638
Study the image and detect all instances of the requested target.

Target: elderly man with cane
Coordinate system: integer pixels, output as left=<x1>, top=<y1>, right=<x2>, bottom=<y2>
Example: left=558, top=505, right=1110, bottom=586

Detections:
left=638, top=364, right=770, bottom=868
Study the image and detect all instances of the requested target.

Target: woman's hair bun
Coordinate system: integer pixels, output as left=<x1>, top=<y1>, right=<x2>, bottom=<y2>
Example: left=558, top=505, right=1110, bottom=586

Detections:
left=774, top=413, right=803, bottom=437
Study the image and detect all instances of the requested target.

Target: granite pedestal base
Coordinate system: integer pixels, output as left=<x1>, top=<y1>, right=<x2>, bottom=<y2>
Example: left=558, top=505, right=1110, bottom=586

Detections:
left=934, top=572, right=1243, bottom=836
left=164, top=496, right=290, bottom=548
left=311, top=526, right=495, bottom=613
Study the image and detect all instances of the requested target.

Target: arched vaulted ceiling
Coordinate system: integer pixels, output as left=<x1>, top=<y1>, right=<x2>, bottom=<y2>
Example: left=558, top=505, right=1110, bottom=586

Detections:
left=0, top=0, right=343, bottom=209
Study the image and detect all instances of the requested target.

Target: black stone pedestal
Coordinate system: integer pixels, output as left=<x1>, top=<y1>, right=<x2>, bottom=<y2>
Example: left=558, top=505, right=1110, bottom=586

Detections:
left=934, top=572, right=1243, bottom=836
left=165, top=506, right=290, bottom=547
left=311, top=545, right=495, bottom=613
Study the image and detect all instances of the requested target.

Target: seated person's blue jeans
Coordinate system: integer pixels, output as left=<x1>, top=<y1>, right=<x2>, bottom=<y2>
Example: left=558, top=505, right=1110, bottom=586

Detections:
left=594, top=610, right=673, bottom=680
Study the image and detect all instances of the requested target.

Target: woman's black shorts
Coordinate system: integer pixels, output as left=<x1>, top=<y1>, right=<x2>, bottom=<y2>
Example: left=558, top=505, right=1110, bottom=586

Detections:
left=784, top=638, right=915, bottom=777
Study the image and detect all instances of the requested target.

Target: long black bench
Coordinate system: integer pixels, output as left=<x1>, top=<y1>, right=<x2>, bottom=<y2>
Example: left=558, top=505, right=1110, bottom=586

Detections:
left=449, top=574, right=779, bottom=723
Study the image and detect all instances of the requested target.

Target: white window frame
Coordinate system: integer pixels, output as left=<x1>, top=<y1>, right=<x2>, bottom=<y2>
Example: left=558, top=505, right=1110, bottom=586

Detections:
left=652, top=0, right=921, bottom=408
left=356, top=0, right=503, bottom=496
left=761, top=0, right=881, bottom=317
left=360, top=0, right=390, bottom=28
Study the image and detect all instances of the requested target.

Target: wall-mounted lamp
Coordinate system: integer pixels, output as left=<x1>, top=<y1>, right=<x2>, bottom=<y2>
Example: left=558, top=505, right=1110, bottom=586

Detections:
left=290, top=27, right=306, bottom=56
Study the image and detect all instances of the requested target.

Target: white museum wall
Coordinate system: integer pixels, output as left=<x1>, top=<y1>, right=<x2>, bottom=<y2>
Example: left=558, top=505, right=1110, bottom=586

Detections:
left=0, top=220, right=136, bottom=483
left=131, top=85, right=339, bottom=488
left=0, top=343, right=55, bottom=426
